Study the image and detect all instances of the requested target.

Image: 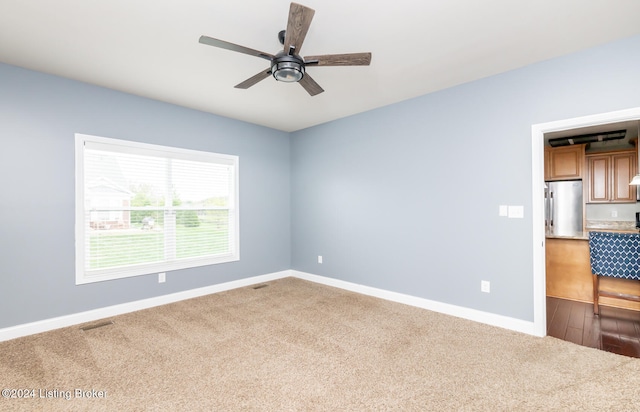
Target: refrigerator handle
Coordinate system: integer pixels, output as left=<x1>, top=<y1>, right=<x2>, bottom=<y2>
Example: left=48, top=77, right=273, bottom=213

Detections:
left=544, top=188, right=548, bottom=227
left=549, top=192, right=554, bottom=227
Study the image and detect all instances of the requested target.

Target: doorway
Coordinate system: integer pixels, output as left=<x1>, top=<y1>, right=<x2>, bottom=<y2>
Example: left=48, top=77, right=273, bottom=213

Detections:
left=530, top=107, right=640, bottom=337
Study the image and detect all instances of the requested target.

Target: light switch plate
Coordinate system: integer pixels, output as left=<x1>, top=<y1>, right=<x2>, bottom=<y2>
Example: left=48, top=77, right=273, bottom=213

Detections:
left=508, top=205, right=524, bottom=219
left=499, top=205, right=508, bottom=217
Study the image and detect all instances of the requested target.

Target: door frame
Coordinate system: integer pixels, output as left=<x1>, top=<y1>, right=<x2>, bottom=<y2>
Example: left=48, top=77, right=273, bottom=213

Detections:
left=531, top=107, right=640, bottom=337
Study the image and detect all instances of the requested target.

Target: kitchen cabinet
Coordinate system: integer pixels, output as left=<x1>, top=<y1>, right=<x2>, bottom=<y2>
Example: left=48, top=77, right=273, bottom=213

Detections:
left=545, top=144, right=585, bottom=181
left=546, top=238, right=593, bottom=303
left=586, top=150, right=637, bottom=203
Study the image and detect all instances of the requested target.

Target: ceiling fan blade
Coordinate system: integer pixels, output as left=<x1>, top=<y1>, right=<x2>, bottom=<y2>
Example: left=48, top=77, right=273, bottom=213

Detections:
left=234, top=69, right=272, bottom=89
left=304, top=52, right=372, bottom=66
left=299, top=74, right=324, bottom=96
left=283, top=3, right=315, bottom=55
left=199, top=36, right=274, bottom=61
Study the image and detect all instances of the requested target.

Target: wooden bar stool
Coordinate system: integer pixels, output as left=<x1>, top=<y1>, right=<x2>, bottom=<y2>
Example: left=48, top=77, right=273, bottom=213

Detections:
left=589, top=231, right=640, bottom=315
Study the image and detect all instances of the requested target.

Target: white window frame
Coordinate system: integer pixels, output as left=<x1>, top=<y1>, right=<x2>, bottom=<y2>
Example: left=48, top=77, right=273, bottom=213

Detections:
left=75, top=133, right=240, bottom=285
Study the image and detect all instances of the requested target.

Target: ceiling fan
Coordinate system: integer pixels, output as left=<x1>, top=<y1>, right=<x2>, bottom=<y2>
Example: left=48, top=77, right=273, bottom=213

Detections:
left=199, top=2, right=372, bottom=96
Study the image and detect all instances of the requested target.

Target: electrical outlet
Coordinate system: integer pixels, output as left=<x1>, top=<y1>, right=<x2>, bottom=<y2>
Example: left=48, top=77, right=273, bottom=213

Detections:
left=611, top=210, right=618, bottom=218
left=158, top=272, right=166, bottom=283
left=318, top=255, right=323, bottom=264
left=481, top=280, right=490, bottom=293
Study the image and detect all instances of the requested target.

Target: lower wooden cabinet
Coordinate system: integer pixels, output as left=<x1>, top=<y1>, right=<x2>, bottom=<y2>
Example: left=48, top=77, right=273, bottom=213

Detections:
left=546, top=237, right=640, bottom=311
left=546, top=238, right=593, bottom=302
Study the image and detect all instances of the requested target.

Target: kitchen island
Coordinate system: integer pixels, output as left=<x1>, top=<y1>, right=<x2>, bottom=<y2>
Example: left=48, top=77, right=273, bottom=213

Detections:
left=545, top=222, right=640, bottom=311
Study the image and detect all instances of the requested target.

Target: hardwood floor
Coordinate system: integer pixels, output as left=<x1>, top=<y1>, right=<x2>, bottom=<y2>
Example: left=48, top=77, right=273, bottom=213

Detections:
left=547, top=296, right=640, bottom=358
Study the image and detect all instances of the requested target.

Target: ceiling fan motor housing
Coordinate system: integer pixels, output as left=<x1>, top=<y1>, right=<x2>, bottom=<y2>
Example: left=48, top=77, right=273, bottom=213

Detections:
left=271, top=51, right=305, bottom=83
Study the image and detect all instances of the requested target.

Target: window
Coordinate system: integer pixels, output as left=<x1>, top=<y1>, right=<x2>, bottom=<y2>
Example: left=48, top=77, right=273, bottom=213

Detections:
left=75, top=134, right=239, bottom=284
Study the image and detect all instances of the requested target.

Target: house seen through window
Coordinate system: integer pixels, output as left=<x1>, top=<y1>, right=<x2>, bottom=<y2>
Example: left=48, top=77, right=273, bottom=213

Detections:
left=75, top=134, right=239, bottom=284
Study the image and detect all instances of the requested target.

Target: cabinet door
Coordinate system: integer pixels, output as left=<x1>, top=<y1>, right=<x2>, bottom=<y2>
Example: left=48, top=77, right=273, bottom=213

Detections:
left=611, top=152, right=637, bottom=202
left=548, top=146, right=583, bottom=180
left=587, top=155, right=609, bottom=203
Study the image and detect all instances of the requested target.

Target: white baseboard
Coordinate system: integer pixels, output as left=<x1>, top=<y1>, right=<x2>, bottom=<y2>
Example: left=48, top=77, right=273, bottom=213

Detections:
left=291, top=271, right=540, bottom=337
left=0, top=269, right=539, bottom=342
left=0, top=270, right=291, bottom=342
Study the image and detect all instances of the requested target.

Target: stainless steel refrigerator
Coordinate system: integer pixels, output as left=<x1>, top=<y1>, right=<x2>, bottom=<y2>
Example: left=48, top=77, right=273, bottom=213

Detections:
left=544, top=180, right=583, bottom=237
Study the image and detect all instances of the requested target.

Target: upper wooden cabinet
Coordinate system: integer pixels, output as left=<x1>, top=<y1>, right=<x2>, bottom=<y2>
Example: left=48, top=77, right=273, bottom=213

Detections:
left=586, top=150, right=637, bottom=203
left=545, top=144, right=585, bottom=181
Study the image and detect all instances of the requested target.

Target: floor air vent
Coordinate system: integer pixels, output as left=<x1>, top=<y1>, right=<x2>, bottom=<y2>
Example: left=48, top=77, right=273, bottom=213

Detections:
left=80, top=321, right=114, bottom=331
left=253, top=284, right=269, bottom=290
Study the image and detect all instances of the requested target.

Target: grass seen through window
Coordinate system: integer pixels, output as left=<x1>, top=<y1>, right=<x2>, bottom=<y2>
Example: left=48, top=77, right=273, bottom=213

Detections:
left=89, top=211, right=230, bottom=270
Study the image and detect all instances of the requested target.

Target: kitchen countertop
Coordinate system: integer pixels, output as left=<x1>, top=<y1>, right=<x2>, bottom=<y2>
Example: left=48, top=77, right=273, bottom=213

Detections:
left=545, top=230, right=589, bottom=240
left=546, top=220, right=638, bottom=240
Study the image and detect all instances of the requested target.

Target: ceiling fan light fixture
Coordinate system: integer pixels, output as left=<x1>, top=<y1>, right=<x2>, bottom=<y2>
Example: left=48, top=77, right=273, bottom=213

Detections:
left=271, top=60, right=304, bottom=83
left=271, top=51, right=305, bottom=83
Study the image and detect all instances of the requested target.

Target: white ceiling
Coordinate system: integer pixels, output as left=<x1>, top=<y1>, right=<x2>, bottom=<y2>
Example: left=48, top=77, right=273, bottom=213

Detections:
left=2, top=1, right=640, bottom=132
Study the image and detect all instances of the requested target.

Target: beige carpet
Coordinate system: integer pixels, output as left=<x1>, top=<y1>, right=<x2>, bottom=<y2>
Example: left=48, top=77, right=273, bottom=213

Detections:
left=1, top=277, right=639, bottom=411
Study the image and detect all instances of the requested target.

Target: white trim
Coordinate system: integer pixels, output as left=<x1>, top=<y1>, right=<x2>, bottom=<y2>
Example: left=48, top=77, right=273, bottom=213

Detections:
left=1, top=268, right=553, bottom=343
left=530, top=106, right=640, bottom=338
left=531, top=120, right=547, bottom=338
left=0, top=270, right=290, bottom=342
left=292, top=271, right=538, bottom=336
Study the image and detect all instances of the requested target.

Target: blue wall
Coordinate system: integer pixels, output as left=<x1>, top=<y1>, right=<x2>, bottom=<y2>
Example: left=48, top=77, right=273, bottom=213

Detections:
left=290, top=34, right=640, bottom=322
left=0, top=64, right=291, bottom=329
